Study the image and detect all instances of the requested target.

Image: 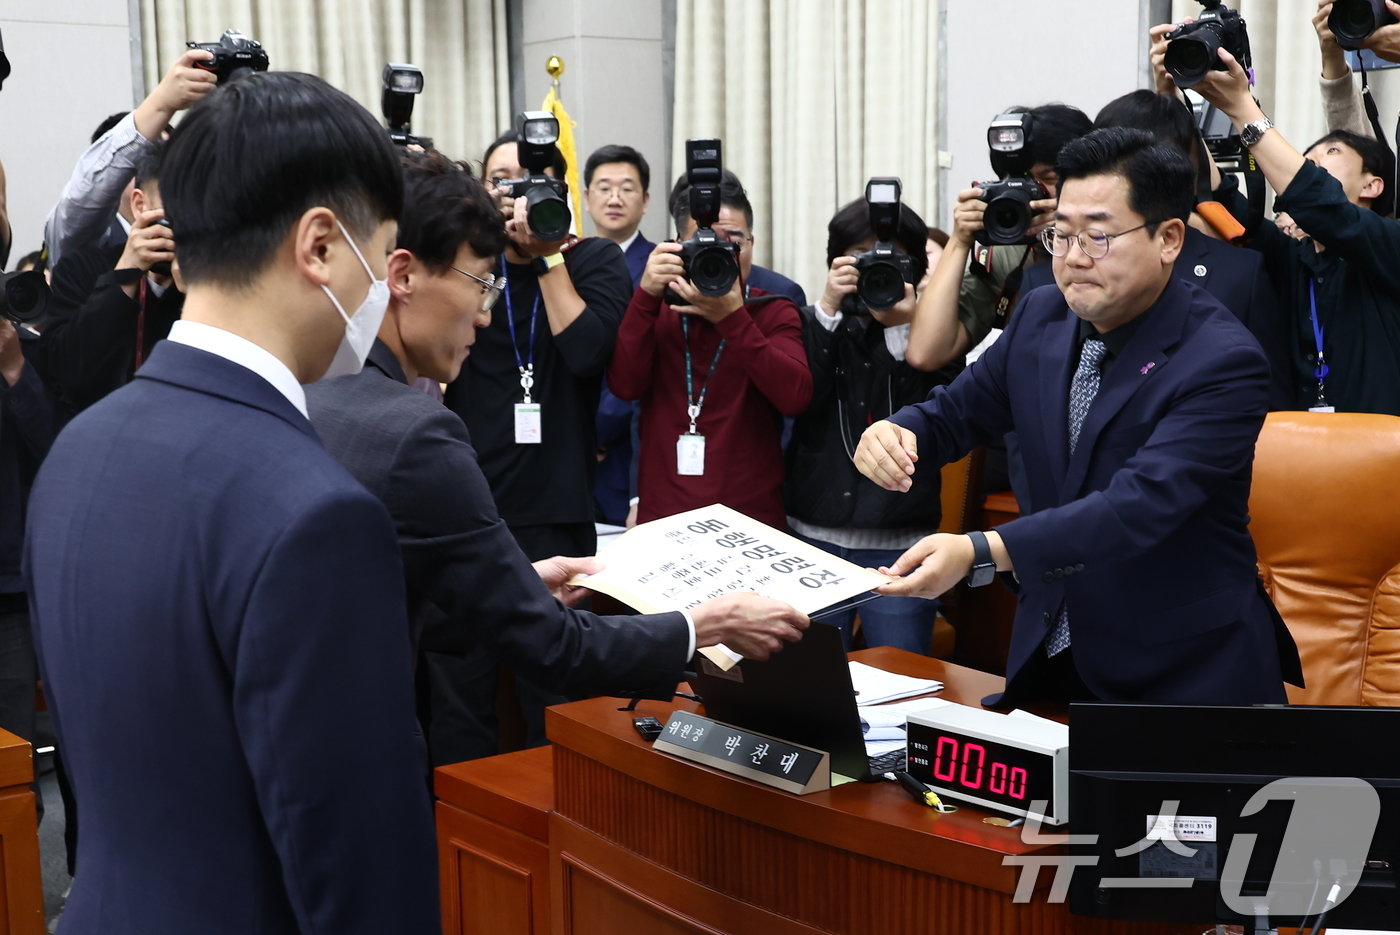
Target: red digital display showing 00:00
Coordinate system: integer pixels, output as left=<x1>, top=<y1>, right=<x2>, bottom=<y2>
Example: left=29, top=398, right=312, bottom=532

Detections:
left=929, top=736, right=1029, bottom=798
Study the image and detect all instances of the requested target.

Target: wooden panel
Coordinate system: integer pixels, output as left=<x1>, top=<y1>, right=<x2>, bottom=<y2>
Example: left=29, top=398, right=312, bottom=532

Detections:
left=435, top=745, right=554, bottom=843
left=437, top=802, right=550, bottom=935
left=0, top=790, right=42, bottom=935
left=0, top=732, right=32, bottom=793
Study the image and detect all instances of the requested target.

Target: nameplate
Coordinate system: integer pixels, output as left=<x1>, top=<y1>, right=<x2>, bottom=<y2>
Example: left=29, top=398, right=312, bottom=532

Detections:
left=651, top=710, right=831, bottom=795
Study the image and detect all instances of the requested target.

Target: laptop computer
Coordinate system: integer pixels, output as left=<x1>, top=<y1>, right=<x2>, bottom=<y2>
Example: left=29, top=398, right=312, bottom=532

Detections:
left=689, top=620, right=899, bottom=782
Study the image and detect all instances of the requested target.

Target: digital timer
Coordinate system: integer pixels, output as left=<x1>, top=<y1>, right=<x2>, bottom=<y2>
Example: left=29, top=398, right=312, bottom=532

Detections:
left=906, top=705, right=1069, bottom=825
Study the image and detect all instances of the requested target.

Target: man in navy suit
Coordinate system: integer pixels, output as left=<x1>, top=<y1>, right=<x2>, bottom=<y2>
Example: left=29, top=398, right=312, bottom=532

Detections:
left=855, top=128, right=1301, bottom=707
left=25, top=73, right=438, bottom=933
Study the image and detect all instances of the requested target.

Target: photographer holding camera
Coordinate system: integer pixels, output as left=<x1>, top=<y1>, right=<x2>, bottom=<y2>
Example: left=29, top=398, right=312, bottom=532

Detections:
left=784, top=181, right=951, bottom=653
left=906, top=104, right=1092, bottom=376
left=1163, top=16, right=1400, bottom=415
left=610, top=151, right=811, bottom=530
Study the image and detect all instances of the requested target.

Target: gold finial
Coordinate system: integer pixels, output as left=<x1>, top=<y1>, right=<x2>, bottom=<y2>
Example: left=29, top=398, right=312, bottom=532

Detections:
left=546, top=56, right=565, bottom=80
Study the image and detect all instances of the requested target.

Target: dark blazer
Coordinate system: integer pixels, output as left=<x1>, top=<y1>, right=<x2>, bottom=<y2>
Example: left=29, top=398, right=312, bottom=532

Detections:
left=306, top=340, right=690, bottom=697
left=890, top=278, right=1302, bottom=706
left=748, top=264, right=808, bottom=307
left=1021, top=227, right=1290, bottom=408
left=623, top=232, right=655, bottom=288
left=25, top=340, right=438, bottom=934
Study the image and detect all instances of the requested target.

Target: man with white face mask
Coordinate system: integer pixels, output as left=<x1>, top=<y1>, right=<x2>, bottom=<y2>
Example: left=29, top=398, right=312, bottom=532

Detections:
left=24, top=72, right=439, bottom=934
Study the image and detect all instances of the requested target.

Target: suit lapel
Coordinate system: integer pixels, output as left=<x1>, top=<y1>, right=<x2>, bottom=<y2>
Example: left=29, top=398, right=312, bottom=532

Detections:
left=1059, top=282, right=1187, bottom=499
left=1037, top=309, right=1081, bottom=491
left=136, top=341, right=319, bottom=441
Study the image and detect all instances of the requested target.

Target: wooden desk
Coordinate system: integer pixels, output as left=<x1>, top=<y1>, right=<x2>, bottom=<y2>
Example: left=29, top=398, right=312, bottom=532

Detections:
left=0, top=729, right=43, bottom=935
left=435, top=649, right=1185, bottom=935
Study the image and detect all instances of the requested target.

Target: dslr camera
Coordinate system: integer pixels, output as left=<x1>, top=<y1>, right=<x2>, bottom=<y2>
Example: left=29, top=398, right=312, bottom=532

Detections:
left=665, top=138, right=741, bottom=304
left=852, top=177, right=914, bottom=311
left=382, top=64, right=433, bottom=149
left=974, top=112, right=1048, bottom=246
left=1329, top=0, right=1399, bottom=50
left=1, top=270, right=49, bottom=326
left=187, top=29, right=269, bottom=84
left=1164, top=0, right=1251, bottom=89
left=497, top=111, right=571, bottom=242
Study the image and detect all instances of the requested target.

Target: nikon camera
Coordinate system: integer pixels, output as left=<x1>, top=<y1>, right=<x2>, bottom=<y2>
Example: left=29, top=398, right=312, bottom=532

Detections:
left=1164, top=0, right=1251, bottom=89
left=974, top=112, right=1048, bottom=246
left=664, top=138, right=741, bottom=304
left=497, top=111, right=571, bottom=242
left=853, top=177, right=915, bottom=311
left=187, top=29, right=269, bottom=84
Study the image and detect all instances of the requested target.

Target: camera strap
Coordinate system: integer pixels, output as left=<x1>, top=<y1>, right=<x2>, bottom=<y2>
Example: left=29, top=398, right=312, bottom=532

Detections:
left=1356, top=56, right=1398, bottom=217
left=681, top=314, right=725, bottom=434
left=502, top=257, right=541, bottom=404
left=134, top=277, right=148, bottom=371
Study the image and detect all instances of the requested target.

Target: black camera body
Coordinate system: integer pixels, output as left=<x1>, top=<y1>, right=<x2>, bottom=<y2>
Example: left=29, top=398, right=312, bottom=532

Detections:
left=852, top=177, right=914, bottom=311
left=665, top=138, right=741, bottom=304
left=1, top=270, right=49, bottom=325
left=499, top=111, right=571, bottom=242
left=382, top=63, right=433, bottom=149
left=1164, top=0, right=1251, bottom=89
left=187, top=30, right=269, bottom=84
left=975, top=112, right=1047, bottom=246
left=1329, top=0, right=1399, bottom=50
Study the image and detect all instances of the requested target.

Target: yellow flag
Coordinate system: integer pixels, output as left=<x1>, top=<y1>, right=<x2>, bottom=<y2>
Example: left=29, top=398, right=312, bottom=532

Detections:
left=542, top=84, right=584, bottom=237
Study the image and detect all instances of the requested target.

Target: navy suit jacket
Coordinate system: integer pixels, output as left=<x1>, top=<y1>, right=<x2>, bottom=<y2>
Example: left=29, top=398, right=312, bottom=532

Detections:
left=747, top=264, right=807, bottom=307
left=25, top=340, right=438, bottom=934
left=890, top=278, right=1302, bottom=705
left=305, top=340, right=689, bottom=695
left=1021, top=227, right=1291, bottom=408
left=622, top=232, right=655, bottom=288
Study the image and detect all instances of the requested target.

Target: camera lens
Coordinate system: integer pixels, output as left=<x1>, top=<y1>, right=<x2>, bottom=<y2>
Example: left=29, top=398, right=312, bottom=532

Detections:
left=857, top=261, right=905, bottom=310
left=525, top=188, right=571, bottom=242
left=2, top=271, right=48, bottom=324
left=1164, top=26, right=1223, bottom=88
left=983, top=191, right=1032, bottom=245
left=1330, top=0, right=1388, bottom=48
left=690, top=244, right=739, bottom=297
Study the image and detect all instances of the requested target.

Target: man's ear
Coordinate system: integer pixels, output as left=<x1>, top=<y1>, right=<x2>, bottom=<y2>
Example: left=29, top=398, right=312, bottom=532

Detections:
left=1158, top=217, right=1186, bottom=266
left=292, top=207, right=339, bottom=288
left=130, top=187, right=148, bottom=217
left=1361, top=172, right=1385, bottom=203
left=387, top=248, right=414, bottom=303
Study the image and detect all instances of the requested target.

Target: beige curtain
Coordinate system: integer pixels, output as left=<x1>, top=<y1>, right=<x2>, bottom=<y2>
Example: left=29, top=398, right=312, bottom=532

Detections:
left=139, top=0, right=511, bottom=166
left=1170, top=0, right=1400, bottom=174
left=673, top=0, right=940, bottom=302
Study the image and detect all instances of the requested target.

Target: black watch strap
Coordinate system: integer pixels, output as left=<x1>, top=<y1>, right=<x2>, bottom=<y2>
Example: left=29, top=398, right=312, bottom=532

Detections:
left=965, top=530, right=996, bottom=588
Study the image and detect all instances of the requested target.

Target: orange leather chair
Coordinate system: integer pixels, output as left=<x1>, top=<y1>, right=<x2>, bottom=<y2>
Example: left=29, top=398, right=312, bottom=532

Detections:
left=1248, top=411, right=1400, bottom=705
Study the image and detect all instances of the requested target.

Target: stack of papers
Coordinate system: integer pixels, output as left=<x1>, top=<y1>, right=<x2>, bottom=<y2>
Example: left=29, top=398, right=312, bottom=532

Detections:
left=849, top=661, right=944, bottom=704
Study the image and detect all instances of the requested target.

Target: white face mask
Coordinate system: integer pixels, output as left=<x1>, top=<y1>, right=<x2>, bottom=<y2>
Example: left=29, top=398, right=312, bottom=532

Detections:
left=320, top=219, right=390, bottom=379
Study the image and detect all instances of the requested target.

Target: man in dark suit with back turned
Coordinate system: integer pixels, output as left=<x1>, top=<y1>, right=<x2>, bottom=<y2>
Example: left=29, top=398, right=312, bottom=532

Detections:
left=854, top=128, right=1301, bottom=708
left=25, top=73, right=439, bottom=933
left=307, top=152, right=808, bottom=766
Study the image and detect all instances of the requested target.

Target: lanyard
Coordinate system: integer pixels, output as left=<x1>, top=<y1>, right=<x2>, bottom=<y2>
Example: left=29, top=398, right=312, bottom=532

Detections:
left=1308, top=279, right=1330, bottom=407
left=501, top=257, right=539, bottom=402
left=681, top=315, right=725, bottom=434
left=134, top=277, right=148, bottom=370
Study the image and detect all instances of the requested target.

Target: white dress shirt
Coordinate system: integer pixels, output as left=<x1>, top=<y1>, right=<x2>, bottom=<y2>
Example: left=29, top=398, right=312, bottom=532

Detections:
left=166, top=320, right=308, bottom=418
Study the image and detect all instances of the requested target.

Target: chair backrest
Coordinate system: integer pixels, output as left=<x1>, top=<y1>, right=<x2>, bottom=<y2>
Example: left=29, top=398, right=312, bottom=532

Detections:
left=1248, top=411, right=1400, bottom=705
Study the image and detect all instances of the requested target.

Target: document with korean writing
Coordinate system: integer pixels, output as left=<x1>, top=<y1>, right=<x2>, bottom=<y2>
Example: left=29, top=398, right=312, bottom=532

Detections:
left=574, top=503, right=890, bottom=620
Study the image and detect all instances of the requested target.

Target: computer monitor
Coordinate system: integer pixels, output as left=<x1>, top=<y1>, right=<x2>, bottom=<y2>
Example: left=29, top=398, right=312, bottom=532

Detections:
left=1068, top=703, right=1400, bottom=930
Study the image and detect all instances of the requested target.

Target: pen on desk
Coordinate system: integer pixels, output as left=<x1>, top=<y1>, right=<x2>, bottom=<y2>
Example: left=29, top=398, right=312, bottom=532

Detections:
left=890, top=770, right=943, bottom=809
left=1006, top=818, right=1025, bottom=828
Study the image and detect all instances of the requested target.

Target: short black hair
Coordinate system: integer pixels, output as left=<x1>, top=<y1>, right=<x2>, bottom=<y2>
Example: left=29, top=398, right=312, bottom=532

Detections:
left=483, top=128, right=568, bottom=178
left=996, top=103, right=1093, bottom=174
left=1303, top=129, right=1394, bottom=216
left=825, top=197, right=931, bottom=286
left=1055, top=127, right=1194, bottom=233
left=161, top=71, right=403, bottom=289
left=133, top=143, right=163, bottom=191
left=1095, top=91, right=1199, bottom=164
left=397, top=150, right=507, bottom=273
left=91, top=111, right=129, bottom=144
left=584, top=144, right=651, bottom=191
left=668, top=168, right=754, bottom=235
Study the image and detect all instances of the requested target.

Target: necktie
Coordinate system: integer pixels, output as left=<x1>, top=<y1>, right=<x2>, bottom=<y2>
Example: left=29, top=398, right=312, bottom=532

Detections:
left=1046, top=336, right=1108, bottom=657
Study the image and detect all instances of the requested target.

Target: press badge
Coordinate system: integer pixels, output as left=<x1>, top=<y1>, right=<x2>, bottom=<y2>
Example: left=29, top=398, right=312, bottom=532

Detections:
left=514, top=403, right=542, bottom=444
left=677, top=433, right=706, bottom=476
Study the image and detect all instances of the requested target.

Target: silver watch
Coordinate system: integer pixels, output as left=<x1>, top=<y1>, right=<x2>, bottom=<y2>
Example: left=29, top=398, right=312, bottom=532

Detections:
left=1240, top=117, right=1274, bottom=148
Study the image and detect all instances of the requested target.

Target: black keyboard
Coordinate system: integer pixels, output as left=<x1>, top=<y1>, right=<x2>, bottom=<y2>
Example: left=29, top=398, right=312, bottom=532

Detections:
left=867, top=747, right=907, bottom=774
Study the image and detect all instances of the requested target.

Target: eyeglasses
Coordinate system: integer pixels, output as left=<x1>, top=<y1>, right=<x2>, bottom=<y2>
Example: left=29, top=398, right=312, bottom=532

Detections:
left=1040, top=221, right=1155, bottom=259
left=450, top=267, right=504, bottom=311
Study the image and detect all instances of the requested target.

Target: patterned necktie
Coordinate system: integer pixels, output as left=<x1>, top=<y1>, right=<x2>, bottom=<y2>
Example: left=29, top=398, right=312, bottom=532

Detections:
left=1046, top=336, right=1108, bottom=657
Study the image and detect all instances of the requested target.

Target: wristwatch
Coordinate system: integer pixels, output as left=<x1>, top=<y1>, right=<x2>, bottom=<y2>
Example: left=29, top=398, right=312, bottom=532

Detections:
left=965, top=530, right=997, bottom=588
left=532, top=252, right=566, bottom=276
left=1239, top=117, right=1275, bottom=149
